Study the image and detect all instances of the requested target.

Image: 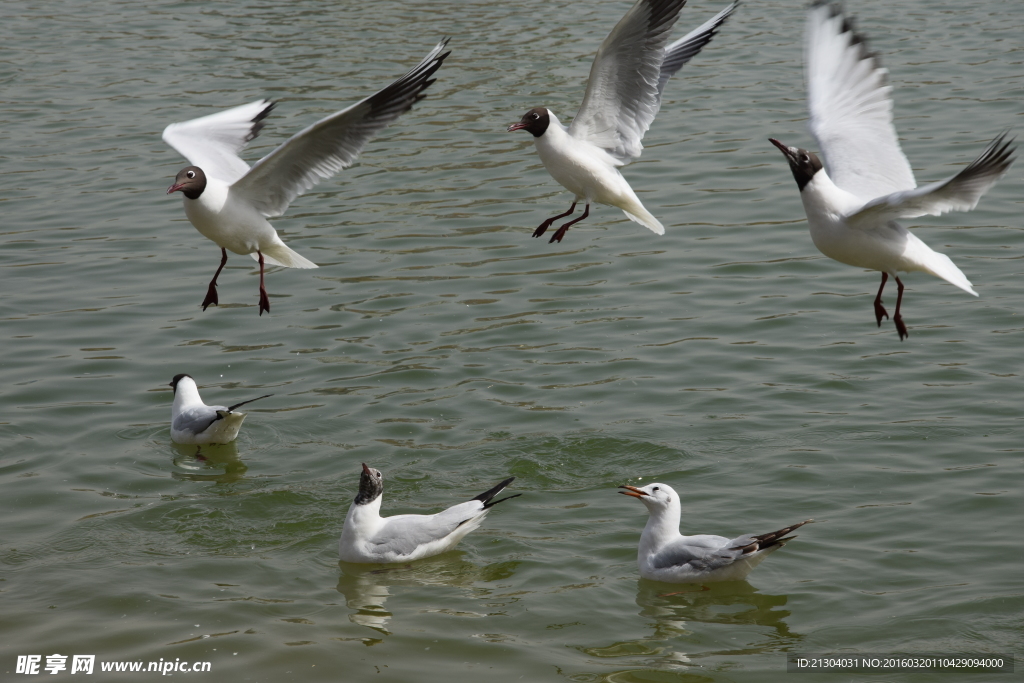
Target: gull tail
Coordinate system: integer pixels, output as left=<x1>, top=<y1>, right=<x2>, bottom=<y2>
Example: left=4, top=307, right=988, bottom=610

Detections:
left=473, top=477, right=520, bottom=509
left=226, top=393, right=273, bottom=412
left=923, top=251, right=978, bottom=297
left=251, top=242, right=318, bottom=269
left=733, top=519, right=814, bottom=554
left=622, top=204, right=665, bottom=236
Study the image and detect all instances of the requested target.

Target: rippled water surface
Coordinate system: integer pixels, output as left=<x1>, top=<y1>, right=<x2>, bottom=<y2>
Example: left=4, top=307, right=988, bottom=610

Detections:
left=2, top=0, right=1022, bottom=680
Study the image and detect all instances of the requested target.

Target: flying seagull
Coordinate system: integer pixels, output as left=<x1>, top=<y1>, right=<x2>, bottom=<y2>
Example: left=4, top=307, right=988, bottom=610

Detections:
left=164, top=40, right=451, bottom=314
left=769, top=2, right=1014, bottom=340
left=508, top=0, right=738, bottom=243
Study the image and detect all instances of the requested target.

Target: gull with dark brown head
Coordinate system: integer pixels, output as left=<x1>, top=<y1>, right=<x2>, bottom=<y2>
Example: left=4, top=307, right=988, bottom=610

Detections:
left=339, top=465, right=519, bottom=564
left=169, top=374, right=272, bottom=445
left=164, top=40, right=450, bottom=314
left=508, top=0, right=738, bottom=243
left=619, top=482, right=811, bottom=582
left=769, top=2, right=1014, bottom=340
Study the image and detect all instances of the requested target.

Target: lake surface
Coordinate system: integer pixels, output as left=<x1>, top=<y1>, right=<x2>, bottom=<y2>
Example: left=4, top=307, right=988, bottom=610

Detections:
left=1, top=0, right=1021, bottom=680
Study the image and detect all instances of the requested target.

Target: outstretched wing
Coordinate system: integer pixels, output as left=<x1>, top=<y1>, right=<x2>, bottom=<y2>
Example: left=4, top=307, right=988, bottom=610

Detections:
left=163, top=100, right=275, bottom=184
left=569, top=0, right=686, bottom=164
left=805, top=1, right=915, bottom=201
left=656, top=2, right=738, bottom=99
left=850, top=133, right=1015, bottom=225
left=232, top=40, right=450, bottom=217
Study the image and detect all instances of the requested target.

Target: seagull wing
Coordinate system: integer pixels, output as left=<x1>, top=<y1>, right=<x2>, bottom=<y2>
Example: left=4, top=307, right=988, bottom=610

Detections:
left=569, top=0, right=686, bottom=164
left=805, top=1, right=915, bottom=201
left=162, top=100, right=275, bottom=185
left=649, top=534, right=738, bottom=572
left=850, top=133, right=1015, bottom=225
left=172, top=405, right=223, bottom=436
left=370, top=501, right=484, bottom=558
left=231, top=40, right=450, bottom=218
left=656, top=2, right=738, bottom=99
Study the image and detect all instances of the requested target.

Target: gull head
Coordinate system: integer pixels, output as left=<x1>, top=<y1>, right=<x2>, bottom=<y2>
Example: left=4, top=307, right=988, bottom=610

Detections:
left=507, top=107, right=550, bottom=137
left=355, top=463, right=384, bottom=505
left=619, top=482, right=678, bottom=511
left=167, top=166, right=207, bottom=199
left=769, top=138, right=822, bottom=191
left=169, top=373, right=194, bottom=394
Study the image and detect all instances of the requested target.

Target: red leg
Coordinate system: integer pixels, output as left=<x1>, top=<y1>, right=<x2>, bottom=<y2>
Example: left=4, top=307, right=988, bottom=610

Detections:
left=533, top=201, right=577, bottom=238
left=873, top=272, right=889, bottom=326
left=550, top=203, right=590, bottom=243
left=257, top=251, right=270, bottom=316
left=893, top=276, right=907, bottom=341
left=201, top=248, right=228, bottom=311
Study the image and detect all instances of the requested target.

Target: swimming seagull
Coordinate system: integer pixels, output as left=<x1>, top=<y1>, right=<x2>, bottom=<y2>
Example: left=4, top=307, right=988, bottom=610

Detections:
left=508, top=0, right=738, bottom=243
left=169, top=374, right=272, bottom=445
left=619, top=483, right=811, bottom=582
left=339, top=464, right=519, bottom=564
left=770, top=2, right=1014, bottom=340
left=164, top=40, right=451, bottom=315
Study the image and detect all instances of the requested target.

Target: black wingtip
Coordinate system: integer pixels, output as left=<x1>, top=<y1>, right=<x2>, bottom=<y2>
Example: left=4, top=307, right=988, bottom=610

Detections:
left=473, top=476, right=516, bottom=507
left=484, top=493, right=522, bottom=509
left=226, top=393, right=273, bottom=412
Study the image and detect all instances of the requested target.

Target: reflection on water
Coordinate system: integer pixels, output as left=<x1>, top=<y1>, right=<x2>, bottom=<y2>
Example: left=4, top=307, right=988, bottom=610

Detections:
left=577, top=581, right=802, bottom=681
left=170, top=441, right=248, bottom=483
left=335, top=555, right=521, bottom=636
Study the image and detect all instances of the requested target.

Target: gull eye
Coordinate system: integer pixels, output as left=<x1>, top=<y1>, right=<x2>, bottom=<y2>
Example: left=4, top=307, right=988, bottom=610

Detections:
left=187, top=170, right=196, bottom=178
left=531, top=113, right=539, bottom=120
left=652, top=486, right=659, bottom=491
left=800, top=154, right=809, bottom=163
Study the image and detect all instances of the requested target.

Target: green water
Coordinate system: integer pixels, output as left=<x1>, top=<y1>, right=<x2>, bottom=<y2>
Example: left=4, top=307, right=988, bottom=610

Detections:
left=2, top=0, right=1021, bottom=680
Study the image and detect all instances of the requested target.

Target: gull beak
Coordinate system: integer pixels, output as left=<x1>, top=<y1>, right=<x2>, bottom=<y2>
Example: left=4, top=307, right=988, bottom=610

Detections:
left=361, top=463, right=372, bottom=475
left=768, top=137, right=798, bottom=163
left=507, top=121, right=528, bottom=133
left=166, top=182, right=185, bottom=194
left=618, top=485, right=648, bottom=498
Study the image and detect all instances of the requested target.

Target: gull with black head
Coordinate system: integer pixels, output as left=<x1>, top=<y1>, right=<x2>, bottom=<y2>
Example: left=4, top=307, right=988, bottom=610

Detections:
left=169, top=374, right=272, bottom=445
left=164, top=40, right=450, bottom=314
left=340, top=464, right=519, bottom=564
left=508, top=0, right=738, bottom=243
left=620, top=482, right=811, bottom=582
left=769, top=2, right=1014, bottom=340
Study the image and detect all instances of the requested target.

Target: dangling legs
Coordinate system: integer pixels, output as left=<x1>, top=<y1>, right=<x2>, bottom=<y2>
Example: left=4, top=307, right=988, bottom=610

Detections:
left=550, top=203, right=590, bottom=243
left=893, top=276, right=907, bottom=341
left=202, top=248, right=228, bottom=311
left=873, top=272, right=889, bottom=326
left=533, top=201, right=577, bottom=239
left=257, top=250, right=270, bottom=316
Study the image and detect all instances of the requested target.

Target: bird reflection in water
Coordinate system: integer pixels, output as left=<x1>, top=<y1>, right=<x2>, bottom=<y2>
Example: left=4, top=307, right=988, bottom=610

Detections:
left=170, top=441, right=247, bottom=483
left=335, top=556, right=520, bottom=636
left=582, top=581, right=802, bottom=675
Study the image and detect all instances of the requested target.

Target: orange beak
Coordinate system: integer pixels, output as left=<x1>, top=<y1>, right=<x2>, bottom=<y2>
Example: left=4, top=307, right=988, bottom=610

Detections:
left=618, top=485, right=648, bottom=498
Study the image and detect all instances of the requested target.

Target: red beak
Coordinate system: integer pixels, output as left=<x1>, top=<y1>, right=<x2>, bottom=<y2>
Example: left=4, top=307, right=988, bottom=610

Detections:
left=507, top=121, right=528, bottom=133
left=167, top=182, right=185, bottom=194
left=618, top=485, right=648, bottom=498
left=361, top=463, right=372, bottom=475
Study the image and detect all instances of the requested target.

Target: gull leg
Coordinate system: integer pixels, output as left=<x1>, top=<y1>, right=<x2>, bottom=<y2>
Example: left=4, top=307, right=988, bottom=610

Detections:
left=550, top=203, right=590, bottom=243
left=533, top=201, right=577, bottom=238
left=873, top=272, right=889, bottom=326
left=893, top=276, right=908, bottom=341
left=201, top=248, right=228, bottom=311
left=257, top=251, right=270, bottom=316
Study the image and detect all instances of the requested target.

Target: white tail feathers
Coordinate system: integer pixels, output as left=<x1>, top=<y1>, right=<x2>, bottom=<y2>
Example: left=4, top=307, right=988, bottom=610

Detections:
left=250, top=243, right=318, bottom=269
left=622, top=207, right=665, bottom=235
left=924, top=252, right=977, bottom=296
